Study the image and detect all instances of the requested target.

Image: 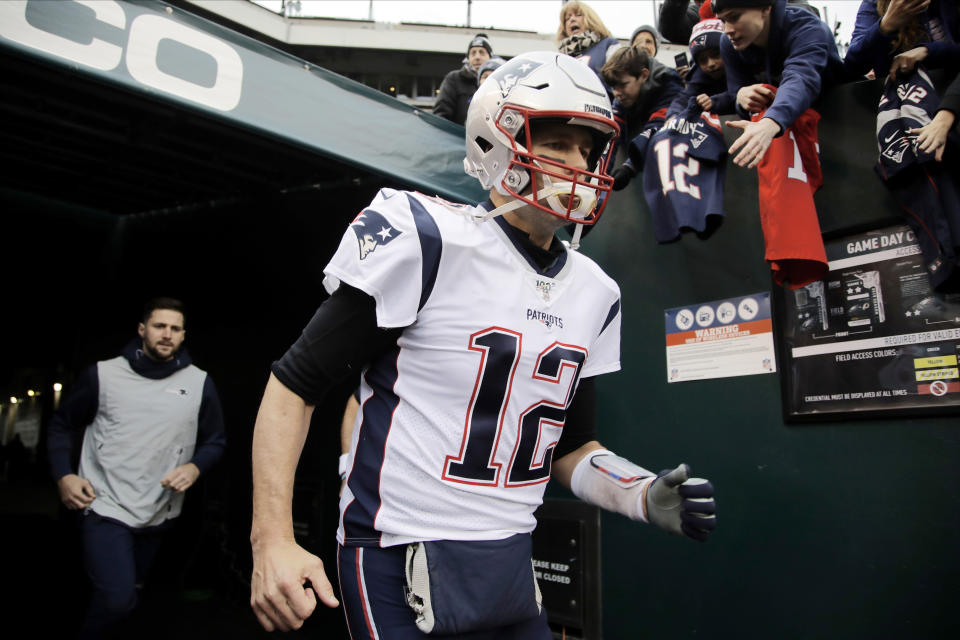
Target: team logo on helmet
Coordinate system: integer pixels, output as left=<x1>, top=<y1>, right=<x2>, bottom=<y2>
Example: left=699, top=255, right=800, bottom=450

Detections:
left=488, top=59, right=544, bottom=97
left=350, top=210, right=402, bottom=260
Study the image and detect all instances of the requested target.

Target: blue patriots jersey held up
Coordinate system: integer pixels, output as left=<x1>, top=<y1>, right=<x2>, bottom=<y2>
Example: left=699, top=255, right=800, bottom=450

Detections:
left=642, top=104, right=727, bottom=243
left=875, top=68, right=960, bottom=292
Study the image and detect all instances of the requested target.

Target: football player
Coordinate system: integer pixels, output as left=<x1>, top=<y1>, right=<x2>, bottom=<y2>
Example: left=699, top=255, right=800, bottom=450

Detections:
left=249, top=51, right=717, bottom=638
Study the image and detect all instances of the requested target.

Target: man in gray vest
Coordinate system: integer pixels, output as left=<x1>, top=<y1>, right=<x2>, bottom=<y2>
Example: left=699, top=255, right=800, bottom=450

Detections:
left=47, top=297, right=226, bottom=638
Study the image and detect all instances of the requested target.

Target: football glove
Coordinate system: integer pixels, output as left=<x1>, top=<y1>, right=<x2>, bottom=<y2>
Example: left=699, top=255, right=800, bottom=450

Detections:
left=646, top=464, right=717, bottom=542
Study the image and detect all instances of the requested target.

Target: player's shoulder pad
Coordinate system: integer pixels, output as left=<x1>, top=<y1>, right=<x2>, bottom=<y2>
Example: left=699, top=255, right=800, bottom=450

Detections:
left=567, top=250, right=621, bottom=300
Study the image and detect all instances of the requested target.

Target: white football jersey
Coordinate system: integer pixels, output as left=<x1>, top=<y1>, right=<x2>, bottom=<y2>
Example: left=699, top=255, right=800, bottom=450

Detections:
left=326, top=189, right=621, bottom=547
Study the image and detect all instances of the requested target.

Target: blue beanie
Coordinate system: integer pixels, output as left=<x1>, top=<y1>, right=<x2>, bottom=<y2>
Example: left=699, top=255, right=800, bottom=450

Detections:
left=689, top=19, right=724, bottom=59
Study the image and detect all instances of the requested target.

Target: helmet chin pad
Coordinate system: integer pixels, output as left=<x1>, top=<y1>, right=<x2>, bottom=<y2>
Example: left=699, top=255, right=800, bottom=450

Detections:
left=542, top=179, right=598, bottom=221
left=499, top=144, right=613, bottom=225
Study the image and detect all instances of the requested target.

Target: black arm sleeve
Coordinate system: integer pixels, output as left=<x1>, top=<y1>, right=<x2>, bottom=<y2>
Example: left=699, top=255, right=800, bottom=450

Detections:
left=554, top=377, right=597, bottom=459
left=271, top=285, right=404, bottom=405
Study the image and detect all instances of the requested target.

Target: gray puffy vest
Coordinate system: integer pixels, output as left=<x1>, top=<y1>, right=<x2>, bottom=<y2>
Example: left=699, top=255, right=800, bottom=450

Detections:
left=79, top=356, right=207, bottom=527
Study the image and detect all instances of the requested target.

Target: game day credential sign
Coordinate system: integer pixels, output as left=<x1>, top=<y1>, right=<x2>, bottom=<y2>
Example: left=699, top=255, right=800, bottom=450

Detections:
left=779, top=224, right=960, bottom=419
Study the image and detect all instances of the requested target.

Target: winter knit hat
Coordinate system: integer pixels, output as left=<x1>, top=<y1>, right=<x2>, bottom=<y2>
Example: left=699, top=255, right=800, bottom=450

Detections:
left=630, top=24, right=660, bottom=55
left=689, top=19, right=724, bottom=59
left=711, top=0, right=774, bottom=13
left=467, top=33, right=493, bottom=56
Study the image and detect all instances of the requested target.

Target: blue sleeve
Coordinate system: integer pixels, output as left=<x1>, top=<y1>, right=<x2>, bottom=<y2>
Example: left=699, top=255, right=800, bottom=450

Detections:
left=720, top=38, right=752, bottom=119
left=189, top=375, right=226, bottom=475
left=667, top=69, right=732, bottom=116
left=667, top=85, right=694, bottom=118
left=709, top=90, right=737, bottom=115
left=844, top=1, right=895, bottom=78
left=763, top=18, right=835, bottom=130
left=625, top=119, right=663, bottom=172
left=655, top=71, right=686, bottom=116
left=46, top=365, right=98, bottom=480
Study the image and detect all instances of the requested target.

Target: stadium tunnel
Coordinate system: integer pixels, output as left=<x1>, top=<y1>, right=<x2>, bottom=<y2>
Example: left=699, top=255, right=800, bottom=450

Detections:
left=0, top=1, right=479, bottom=636
left=2, top=1, right=958, bottom=639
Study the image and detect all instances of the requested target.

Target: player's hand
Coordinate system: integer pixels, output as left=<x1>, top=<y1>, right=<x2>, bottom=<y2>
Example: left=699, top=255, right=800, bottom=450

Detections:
left=56, top=473, right=96, bottom=510
left=645, top=464, right=716, bottom=541
left=879, top=0, right=930, bottom=35
left=726, top=117, right=781, bottom=168
left=676, top=64, right=690, bottom=79
left=696, top=93, right=714, bottom=112
left=161, top=462, right=200, bottom=492
left=888, top=46, right=929, bottom=81
left=909, top=110, right=956, bottom=162
left=250, top=537, right=339, bottom=631
left=611, top=164, right=636, bottom=191
left=736, top=84, right=775, bottom=114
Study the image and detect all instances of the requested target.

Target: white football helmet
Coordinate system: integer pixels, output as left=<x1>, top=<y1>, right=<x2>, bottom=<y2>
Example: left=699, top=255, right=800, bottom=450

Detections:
left=463, top=51, right=619, bottom=227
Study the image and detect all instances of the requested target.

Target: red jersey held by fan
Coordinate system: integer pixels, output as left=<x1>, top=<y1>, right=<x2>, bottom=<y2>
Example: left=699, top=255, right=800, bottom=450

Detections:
left=753, top=85, right=828, bottom=289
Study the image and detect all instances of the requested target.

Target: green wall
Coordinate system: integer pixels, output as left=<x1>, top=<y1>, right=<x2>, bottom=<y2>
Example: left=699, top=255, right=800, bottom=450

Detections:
left=581, top=80, right=959, bottom=639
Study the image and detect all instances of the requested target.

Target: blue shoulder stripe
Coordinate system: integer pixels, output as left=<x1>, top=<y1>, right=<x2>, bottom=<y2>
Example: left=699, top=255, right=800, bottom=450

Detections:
left=600, top=299, right=620, bottom=335
left=406, top=194, right=443, bottom=311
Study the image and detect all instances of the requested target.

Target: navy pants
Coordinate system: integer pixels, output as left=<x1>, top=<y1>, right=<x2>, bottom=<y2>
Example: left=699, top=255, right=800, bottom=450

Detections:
left=337, top=544, right=552, bottom=640
left=78, top=511, right=167, bottom=639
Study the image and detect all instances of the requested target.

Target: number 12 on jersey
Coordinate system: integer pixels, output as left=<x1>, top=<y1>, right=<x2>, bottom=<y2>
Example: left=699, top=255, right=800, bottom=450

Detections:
left=653, top=140, right=702, bottom=199
left=443, top=327, right=586, bottom=488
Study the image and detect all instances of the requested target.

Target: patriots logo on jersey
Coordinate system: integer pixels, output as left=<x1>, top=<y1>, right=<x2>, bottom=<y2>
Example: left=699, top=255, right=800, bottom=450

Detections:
left=662, top=116, right=711, bottom=150
left=350, top=210, right=401, bottom=260
left=880, top=133, right=913, bottom=164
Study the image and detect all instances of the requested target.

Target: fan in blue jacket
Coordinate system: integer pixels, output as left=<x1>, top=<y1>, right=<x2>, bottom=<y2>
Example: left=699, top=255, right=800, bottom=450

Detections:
left=845, top=0, right=959, bottom=82
left=715, top=0, right=847, bottom=167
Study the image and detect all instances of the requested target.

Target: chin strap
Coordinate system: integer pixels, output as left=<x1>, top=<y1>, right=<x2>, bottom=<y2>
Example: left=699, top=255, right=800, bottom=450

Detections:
left=471, top=196, right=528, bottom=222
left=567, top=223, right=584, bottom=251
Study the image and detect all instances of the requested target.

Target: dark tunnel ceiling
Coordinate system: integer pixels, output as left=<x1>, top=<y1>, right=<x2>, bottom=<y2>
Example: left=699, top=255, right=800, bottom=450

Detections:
left=0, top=50, right=373, bottom=217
